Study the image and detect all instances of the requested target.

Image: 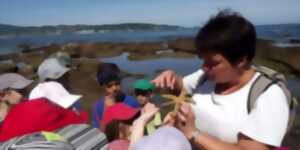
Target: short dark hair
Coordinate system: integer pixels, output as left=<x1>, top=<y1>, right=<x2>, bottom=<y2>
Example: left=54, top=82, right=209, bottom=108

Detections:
left=97, top=63, right=121, bottom=86
left=195, top=10, right=256, bottom=64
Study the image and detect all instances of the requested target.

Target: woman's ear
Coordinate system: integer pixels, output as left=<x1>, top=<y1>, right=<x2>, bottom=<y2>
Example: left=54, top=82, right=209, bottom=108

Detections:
left=235, top=56, right=249, bottom=69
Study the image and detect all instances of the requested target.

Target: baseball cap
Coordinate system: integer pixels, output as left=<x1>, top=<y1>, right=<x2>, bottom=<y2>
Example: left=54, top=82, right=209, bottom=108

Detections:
left=132, top=126, right=191, bottom=150
left=37, top=58, right=70, bottom=82
left=102, top=103, right=140, bottom=126
left=134, top=79, right=155, bottom=91
left=49, top=52, right=73, bottom=68
left=0, top=73, right=33, bottom=91
left=29, top=81, right=82, bottom=108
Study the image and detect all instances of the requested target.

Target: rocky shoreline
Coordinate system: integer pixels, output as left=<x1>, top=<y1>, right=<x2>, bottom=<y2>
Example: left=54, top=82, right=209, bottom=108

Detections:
left=0, top=38, right=299, bottom=104
left=1, top=37, right=299, bottom=76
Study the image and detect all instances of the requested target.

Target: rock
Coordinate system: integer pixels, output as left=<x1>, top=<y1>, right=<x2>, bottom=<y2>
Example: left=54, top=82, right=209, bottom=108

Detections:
left=67, top=43, right=119, bottom=58
left=17, top=63, right=36, bottom=79
left=123, top=42, right=164, bottom=54
left=18, top=44, right=32, bottom=53
left=16, top=51, right=47, bottom=69
left=75, top=57, right=101, bottom=74
left=62, top=43, right=81, bottom=58
left=255, top=39, right=300, bottom=76
left=0, top=53, right=20, bottom=62
left=167, top=38, right=196, bottom=53
left=37, top=44, right=62, bottom=56
left=290, top=39, right=300, bottom=44
left=0, top=62, right=17, bottom=74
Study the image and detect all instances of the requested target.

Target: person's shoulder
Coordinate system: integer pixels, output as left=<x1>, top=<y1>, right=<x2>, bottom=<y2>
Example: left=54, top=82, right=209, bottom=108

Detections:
left=184, top=69, right=205, bottom=78
left=183, top=69, right=205, bottom=93
left=256, top=83, right=288, bottom=107
left=261, top=84, right=286, bottom=98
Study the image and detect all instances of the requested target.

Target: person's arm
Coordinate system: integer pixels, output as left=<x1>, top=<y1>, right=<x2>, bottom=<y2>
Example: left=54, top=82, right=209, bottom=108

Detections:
left=177, top=103, right=272, bottom=150
left=129, top=103, right=159, bottom=149
left=189, top=131, right=271, bottom=150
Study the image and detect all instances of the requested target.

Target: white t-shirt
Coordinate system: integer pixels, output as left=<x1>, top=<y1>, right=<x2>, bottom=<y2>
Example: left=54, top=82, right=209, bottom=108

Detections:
left=183, top=69, right=289, bottom=147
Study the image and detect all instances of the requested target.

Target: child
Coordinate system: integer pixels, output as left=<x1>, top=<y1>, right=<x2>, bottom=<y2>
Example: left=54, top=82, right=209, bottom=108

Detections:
left=0, top=79, right=87, bottom=141
left=0, top=73, right=33, bottom=123
left=133, top=79, right=162, bottom=134
left=102, top=102, right=158, bottom=150
left=92, top=63, right=140, bottom=128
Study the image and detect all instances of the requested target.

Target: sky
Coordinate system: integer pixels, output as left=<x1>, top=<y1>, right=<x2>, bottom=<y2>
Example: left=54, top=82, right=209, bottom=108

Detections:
left=0, top=0, right=299, bottom=27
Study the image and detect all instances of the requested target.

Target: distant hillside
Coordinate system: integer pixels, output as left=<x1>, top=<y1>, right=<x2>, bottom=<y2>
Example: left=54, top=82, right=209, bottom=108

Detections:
left=0, top=23, right=183, bottom=36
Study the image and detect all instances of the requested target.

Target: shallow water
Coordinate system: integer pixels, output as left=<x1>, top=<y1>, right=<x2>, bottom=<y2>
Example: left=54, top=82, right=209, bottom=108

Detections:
left=100, top=53, right=201, bottom=92
left=100, top=53, right=300, bottom=99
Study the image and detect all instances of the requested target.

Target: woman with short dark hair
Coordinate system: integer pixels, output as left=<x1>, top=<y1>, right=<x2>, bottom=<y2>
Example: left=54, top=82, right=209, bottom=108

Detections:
left=152, top=10, right=289, bottom=150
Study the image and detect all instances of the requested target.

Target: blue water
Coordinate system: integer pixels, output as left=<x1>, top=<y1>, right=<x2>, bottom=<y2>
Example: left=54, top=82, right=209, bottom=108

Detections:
left=100, top=53, right=202, bottom=93
left=0, top=24, right=300, bottom=54
left=0, top=29, right=196, bottom=54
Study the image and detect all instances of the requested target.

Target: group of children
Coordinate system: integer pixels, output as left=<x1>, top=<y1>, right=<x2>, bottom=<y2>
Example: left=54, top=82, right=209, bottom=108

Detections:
left=0, top=51, right=190, bottom=150
left=91, top=62, right=167, bottom=149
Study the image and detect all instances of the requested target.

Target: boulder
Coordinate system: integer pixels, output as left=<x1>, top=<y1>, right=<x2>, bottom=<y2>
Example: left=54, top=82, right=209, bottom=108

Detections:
left=0, top=62, right=17, bottom=74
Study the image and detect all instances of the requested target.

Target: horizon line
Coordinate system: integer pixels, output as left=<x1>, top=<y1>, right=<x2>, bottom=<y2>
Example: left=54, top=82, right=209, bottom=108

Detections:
left=1, top=21, right=300, bottom=28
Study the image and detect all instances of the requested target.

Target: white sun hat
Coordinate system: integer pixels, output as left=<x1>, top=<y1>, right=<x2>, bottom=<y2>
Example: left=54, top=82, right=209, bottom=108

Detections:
left=37, top=58, right=70, bottom=82
left=0, top=73, right=33, bottom=91
left=29, top=81, right=81, bottom=108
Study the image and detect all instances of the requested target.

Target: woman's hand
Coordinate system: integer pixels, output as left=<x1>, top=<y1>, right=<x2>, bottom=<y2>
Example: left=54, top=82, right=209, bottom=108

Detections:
left=151, top=70, right=183, bottom=90
left=162, top=112, right=176, bottom=126
left=176, top=102, right=197, bottom=139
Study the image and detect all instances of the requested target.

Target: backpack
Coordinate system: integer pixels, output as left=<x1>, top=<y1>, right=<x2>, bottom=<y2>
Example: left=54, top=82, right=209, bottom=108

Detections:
left=0, top=124, right=108, bottom=150
left=249, top=65, right=298, bottom=132
left=193, top=65, right=298, bottom=132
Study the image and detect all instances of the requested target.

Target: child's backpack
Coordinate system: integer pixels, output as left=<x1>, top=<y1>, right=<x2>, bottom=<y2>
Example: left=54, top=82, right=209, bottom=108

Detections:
left=0, top=124, right=108, bottom=150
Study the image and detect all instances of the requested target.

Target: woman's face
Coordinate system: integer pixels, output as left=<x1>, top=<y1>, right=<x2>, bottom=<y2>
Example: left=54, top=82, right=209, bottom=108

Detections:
left=201, top=52, right=241, bottom=84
